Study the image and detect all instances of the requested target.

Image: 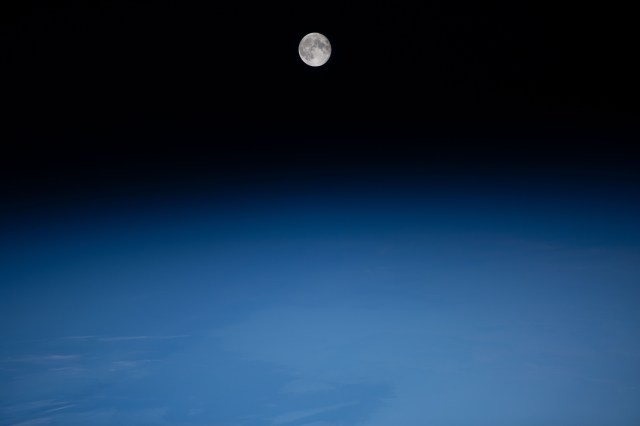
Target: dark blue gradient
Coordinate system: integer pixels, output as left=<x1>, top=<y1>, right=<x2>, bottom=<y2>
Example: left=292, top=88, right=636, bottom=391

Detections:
left=1, top=179, right=639, bottom=425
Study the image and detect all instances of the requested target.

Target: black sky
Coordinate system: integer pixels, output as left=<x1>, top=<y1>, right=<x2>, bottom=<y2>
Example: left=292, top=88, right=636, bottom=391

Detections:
left=1, top=1, right=638, bottom=206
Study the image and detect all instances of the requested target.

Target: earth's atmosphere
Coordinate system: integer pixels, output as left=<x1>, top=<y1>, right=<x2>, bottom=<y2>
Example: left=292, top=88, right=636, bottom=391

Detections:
left=1, top=181, right=640, bottom=425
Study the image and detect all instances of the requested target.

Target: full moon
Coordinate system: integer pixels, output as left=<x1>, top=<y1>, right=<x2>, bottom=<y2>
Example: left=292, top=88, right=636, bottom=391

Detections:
left=298, top=32, right=331, bottom=67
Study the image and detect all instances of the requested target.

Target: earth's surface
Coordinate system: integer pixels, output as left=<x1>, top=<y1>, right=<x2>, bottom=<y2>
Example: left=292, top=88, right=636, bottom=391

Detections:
left=1, top=182, right=639, bottom=425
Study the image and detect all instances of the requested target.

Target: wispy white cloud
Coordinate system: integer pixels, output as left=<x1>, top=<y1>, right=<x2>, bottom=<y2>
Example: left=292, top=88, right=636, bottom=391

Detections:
left=99, top=334, right=189, bottom=342
left=9, top=418, right=52, bottom=426
left=61, top=336, right=96, bottom=340
left=272, top=402, right=357, bottom=425
left=109, top=359, right=156, bottom=371
left=280, top=379, right=335, bottom=395
left=47, top=367, right=85, bottom=374
left=211, top=304, right=526, bottom=424
left=42, top=404, right=75, bottom=414
left=99, top=336, right=154, bottom=341
left=2, top=400, right=74, bottom=426
left=45, top=409, right=116, bottom=424
left=1, top=355, right=81, bottom=363
left=0, top=400, right=70, bottom=416
left=57, top=334, right=190, bottom=343
left=39, top=355, right=80, bottom=361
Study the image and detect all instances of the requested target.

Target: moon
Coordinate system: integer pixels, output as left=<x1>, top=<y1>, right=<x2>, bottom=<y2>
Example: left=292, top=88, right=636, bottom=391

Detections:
left=298, top=32, right=331, bottom=67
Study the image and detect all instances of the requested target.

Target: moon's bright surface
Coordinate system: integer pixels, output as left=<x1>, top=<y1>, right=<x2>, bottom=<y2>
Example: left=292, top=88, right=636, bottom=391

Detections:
left=298, top=32, right=331, bottom=67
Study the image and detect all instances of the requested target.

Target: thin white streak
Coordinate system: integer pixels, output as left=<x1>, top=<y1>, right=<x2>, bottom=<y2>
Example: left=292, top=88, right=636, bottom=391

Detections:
left=1, top=355, right=81, bottom=363
left=43, top=404, right=75, bottom=414
left=99, top=334, right=189, bottom=342
left=9, top=418, right=52, bottom=426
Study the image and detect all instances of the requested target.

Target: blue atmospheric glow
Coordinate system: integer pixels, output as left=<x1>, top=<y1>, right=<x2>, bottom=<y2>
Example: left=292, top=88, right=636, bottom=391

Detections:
left=1, top=183, right=640, bottom=425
